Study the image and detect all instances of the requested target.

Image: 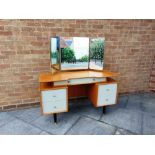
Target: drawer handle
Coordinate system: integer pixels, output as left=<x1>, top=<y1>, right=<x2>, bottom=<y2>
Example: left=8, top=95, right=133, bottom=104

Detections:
left=106, top=99, right=109, bottom=101
left=68, top=80, right=70, bottom=83
left=106, top=89, right=110, bottom=91
left=93, top=78, right=95, bottom=81
left=53, top=95, right=56, bottom=97
left=54, top=106, right=57, bottom=109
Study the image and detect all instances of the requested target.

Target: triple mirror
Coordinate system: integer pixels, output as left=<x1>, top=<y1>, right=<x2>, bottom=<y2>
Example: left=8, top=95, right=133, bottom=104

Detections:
left=50, top=37, right=105, bottom=72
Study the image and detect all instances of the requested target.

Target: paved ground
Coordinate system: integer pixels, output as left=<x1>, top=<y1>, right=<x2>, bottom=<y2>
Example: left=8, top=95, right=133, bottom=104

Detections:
left=0, top=92, right=155, bottom=135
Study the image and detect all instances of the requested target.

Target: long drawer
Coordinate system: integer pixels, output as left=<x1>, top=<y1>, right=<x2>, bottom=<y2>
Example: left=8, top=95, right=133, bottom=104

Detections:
left=54, top=77, right=106, bottom=86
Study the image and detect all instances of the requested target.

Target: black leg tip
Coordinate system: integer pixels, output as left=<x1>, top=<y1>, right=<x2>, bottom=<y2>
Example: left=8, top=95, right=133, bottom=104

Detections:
left=102, top=106, right=106, bottom=114
left=53, top=113, right=57, bottom=123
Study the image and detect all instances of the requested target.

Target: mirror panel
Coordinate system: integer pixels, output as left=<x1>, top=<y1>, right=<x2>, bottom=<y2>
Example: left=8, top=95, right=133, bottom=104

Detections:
left=50, top=37, right=60, bottom=72
left=60, top=37, right=89, bottom=70
left=89, top=38, right=105, bottom=70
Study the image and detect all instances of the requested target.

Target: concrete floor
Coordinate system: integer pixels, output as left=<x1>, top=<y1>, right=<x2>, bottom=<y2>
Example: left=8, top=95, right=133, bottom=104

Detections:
left=0, top=92, right=155, bottom=135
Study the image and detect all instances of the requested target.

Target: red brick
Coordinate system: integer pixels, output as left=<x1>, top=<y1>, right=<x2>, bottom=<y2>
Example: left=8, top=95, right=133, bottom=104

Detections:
left=17, top=50, right=31, bottom=54
left=31, top=50, right=48, bottom=54
left=0, top=64, right=10, bottom=69
left=31, top=41, right=44, bottom=46
left=22, top=27, right=35, bottom=31
left=76, top=20, right=87, bottom=24
left=3, top=105, right=16, bottom=110
left=92, top=25, right=103, bottom=29
left=0, top=26, right=4, bottom=30
left=64, top=28, right=75, bottom=32
left=20, top=76, right=33, bottom=80
left=0, top=31, right=12, bottom=35
left=17, top=103, right=31, bottom=108
left=1, top=50, right=16, bottom=55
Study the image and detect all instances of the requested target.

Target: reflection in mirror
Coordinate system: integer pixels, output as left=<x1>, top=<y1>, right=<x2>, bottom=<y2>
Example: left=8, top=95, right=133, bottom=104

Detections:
left=60, top=37, right=89, bottom=70
left=50, top=37, right=60, bottom=74
left=89, top=38, right=105, bottom=70
left=50, top=37, right=59, bottom=65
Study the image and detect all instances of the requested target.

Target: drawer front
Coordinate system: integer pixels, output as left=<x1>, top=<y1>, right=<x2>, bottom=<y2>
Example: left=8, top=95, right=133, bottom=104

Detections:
left=42, top=89, right=66, bottom=102
left=68, top=77, right=106, bottom=85
left=54, top=78, right=106, bottom=86
left=54, top=80, right=68, bottom=86
left=97, top=84, right=117, bottom=106
left=94, top=77, right=106, bottom=83
left=41, top=88, right=67, bottom=113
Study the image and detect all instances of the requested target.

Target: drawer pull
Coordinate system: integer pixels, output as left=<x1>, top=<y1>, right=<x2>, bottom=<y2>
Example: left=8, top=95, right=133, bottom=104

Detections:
left=93, top=78, right=95, bottom=81
left=106, top=89, right=110, bottom=91
left=54, top=106, right=57, bottom=109
left=53, top=95, right=56, bottom=97
left=68, top=80, right=70, bottom=83
left=106, top=99, right=109, bottom=101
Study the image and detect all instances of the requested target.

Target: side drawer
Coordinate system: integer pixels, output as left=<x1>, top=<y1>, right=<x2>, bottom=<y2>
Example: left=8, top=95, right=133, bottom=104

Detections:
left=97, top=83, right=117, bottom=106
left=41, top=88, right=68, bottom=114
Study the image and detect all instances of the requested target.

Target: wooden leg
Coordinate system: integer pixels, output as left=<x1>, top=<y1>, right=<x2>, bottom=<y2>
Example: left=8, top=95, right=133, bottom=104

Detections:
left=53, top=113, right=57, bottom=123
left=103, top=106, right=106, bottom=114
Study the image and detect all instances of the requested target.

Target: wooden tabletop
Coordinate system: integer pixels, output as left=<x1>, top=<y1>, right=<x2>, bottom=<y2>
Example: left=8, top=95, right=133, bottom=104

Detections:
left=39, top=70, right=118, bottom=82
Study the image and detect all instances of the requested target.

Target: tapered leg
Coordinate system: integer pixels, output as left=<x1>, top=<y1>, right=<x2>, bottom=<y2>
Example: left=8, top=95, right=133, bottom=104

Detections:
left=102, top=106, right=106, bottom=114
left=53, top=113, right=57, bottom=123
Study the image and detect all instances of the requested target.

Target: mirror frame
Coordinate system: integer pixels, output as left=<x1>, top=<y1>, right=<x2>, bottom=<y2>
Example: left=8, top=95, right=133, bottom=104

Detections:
left=50, top=36, right=105, bottom=73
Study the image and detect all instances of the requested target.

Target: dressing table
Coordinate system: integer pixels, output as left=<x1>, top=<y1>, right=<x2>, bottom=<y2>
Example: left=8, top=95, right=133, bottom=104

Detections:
left=39, top=37, right=118, bottom=123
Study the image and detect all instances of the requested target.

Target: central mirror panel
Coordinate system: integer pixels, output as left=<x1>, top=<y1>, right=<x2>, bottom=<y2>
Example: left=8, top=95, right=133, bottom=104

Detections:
left=60, top=37, right=89, bottom=70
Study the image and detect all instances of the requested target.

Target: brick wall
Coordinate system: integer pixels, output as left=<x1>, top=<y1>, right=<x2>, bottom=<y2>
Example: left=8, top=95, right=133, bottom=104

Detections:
left=150, top=56, right=155, bottom=91
left=0, top=19, right=155, bottom=109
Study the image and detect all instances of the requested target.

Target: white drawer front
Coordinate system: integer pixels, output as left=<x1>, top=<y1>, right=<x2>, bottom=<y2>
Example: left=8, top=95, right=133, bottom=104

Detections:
left=54, top=80, right=68, bottom=86
left=94, top=77, right=107, bottom=83
left=54, top=78, right=106, bottom=86
left=41, top=88, right=67, bottom=113
left=97, top=84, right=117, bottom=106
left=42, top=89, right=65, bottom=102
left=68, top=77, right=106, bottom=85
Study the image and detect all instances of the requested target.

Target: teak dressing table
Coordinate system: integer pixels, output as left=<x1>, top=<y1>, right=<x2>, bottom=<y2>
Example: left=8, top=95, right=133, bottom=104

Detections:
left=39, top=70, right=118, bottom=123
left=39, top=36, right=118, bottom=123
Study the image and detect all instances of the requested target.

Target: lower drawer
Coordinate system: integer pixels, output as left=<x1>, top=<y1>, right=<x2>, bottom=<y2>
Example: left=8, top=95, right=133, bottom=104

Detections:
left=42, top=99, right=67, bottom=113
